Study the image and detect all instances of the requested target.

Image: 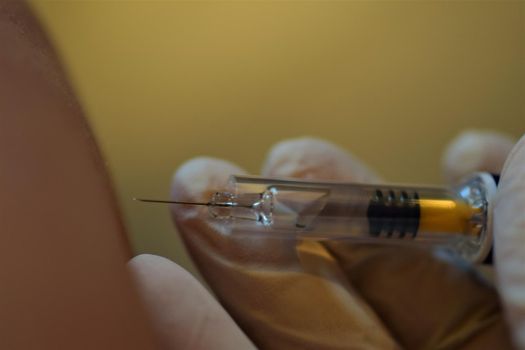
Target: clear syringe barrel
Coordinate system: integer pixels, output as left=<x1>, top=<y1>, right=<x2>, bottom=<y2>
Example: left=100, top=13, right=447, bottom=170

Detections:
left=208, top=173, right=497, bottom=263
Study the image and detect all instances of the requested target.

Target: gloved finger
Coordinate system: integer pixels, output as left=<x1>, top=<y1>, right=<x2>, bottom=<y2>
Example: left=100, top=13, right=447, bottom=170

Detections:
left=171, top=157, right=308, bottom=268
left=171, top=156, right=398, bottom=349
left=262, top=137, right=382, bottom=183
left=442, top=130, right=515, bottom=185
left=128, top=254, right=255, bottom=350
left=262, top=138, right=511, bottom=349
left=493, top=133, right=525, bottom=348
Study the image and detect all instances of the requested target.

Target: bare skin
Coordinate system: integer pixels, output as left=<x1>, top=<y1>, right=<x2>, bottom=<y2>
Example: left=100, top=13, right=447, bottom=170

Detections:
left=0, top=2, right=157, bottom=348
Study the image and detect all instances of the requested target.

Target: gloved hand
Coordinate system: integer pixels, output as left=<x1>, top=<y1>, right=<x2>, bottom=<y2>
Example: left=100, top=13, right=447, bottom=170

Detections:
left=130, top=130, right=524, bottom=349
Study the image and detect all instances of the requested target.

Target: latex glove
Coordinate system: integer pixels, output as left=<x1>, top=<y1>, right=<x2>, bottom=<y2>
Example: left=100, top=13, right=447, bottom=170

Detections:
left=131, top=131, right=523, bottom=349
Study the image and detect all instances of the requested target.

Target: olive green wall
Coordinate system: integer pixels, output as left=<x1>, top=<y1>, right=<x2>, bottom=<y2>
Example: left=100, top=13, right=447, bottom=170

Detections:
left=32, top=1, right=524, bottom=274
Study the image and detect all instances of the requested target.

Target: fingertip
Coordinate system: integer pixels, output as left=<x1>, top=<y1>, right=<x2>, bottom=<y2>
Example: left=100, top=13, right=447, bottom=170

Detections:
left=128, top=254, right=256, bottom=350
left=442, top=130, right=515, bottom=184
left=262, top=137, right=381, bottom=182
left=129, top=254, right=199, bottom=302
left=129, top=253, right=185, bottom=278
left=171, top=157, right=246, bottom=202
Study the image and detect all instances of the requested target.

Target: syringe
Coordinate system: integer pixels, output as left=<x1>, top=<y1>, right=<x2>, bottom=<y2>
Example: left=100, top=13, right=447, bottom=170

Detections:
left=137, top=172, right=498, bottom=263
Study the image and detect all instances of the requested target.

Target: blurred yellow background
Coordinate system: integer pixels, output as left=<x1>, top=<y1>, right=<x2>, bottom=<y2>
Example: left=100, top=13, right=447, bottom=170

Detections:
left=31, top=1, right=524, bottom=275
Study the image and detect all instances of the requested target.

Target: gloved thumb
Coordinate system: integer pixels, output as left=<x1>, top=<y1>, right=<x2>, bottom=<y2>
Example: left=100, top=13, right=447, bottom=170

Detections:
left=493, top=134, right=525, bottom=348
